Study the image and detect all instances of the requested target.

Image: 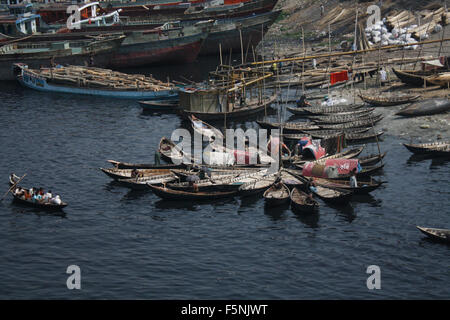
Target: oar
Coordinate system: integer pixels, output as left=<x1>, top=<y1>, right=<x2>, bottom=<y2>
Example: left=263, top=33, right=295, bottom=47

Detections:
left=1, top=173, right=27, bottom=201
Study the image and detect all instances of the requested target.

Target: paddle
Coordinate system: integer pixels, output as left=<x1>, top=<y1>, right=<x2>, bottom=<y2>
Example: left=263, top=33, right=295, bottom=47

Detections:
left=1, top=173, right=27, bottom=201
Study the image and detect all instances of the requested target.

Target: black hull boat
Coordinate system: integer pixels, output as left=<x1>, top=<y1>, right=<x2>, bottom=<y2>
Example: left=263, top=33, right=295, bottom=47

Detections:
left=148, top=184, right=237, bottom=201
left=8, top=174, right=67, bottom=211
left=290, top=188, right=319, bottom=214
left=396, top=99, right=450, bottom=117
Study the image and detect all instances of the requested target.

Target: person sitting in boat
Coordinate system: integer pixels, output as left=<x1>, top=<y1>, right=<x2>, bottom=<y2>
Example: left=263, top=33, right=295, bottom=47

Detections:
left=199, top=166, right=211, bottom=180
left=296, top=95, right=311, bottom=108
left=350, top=168, right=358, bottom=188
left=131, top=169, right=138, bottom=179
left=15, top=187, right=25, bottom=199
left=295, top=139, right=309, bottom=156
left=323, top=96, right=334, bottom=107
left=33, top=191, right=43, bottom=203
left=51, top=195, right=62, bottom=205
left=43, top=190, right=52, bottom=202
left=306, top=180, right=317, bottom=194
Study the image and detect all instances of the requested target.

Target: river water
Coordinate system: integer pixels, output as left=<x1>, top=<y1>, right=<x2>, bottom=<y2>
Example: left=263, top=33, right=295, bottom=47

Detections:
left=0, top=56, right=449, bottom=299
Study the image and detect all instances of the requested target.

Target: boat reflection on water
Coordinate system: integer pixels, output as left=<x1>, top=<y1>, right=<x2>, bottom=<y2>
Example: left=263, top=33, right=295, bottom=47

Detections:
left=263, top=202, right=290, bottom=221
left=407, top=154, right=450, bottom=168
left=293, top=210, right=320, bottom=229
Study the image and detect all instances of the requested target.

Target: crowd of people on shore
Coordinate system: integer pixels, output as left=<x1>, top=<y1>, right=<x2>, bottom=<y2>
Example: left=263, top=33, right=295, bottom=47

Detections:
left=13, top=186, right=62, bottom=205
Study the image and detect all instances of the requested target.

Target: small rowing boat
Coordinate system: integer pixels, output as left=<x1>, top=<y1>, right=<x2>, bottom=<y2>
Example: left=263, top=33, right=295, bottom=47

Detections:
left=359, top=93, right=420, bottom=106
left=416, top=226, right=450, bottom=243
left=263, top=182, right=290, bottom=207
left=290, top=187, right=319, bottom=214
left=310, top=185, right=352, bottom=205
left=312, top=177, right=386, bottom=194
left=148, top=184, right=237, bottom=201
left=8, top=174, right=67, bottom=210
left=395, top=98, right=450, bottom=117
left=403, top=141, right=450, bottom=155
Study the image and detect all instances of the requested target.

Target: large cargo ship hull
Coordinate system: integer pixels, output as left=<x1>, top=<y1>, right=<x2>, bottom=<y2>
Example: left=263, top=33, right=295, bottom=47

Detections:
left=199, top=10, right=280, bottom=56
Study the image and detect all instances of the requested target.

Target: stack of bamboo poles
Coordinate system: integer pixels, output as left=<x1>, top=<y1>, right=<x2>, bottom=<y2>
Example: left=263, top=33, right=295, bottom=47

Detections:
left=386, top=7, right=446, bottom=40
left=33, top=66, right=175, bottom=91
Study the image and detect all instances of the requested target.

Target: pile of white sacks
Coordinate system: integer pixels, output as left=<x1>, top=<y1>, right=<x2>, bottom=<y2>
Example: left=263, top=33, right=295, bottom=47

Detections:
left=364, top=18, right=434, bottom=50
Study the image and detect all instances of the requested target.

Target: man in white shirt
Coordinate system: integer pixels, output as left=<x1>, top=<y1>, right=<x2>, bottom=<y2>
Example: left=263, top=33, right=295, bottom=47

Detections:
left=43, top=190, right=52, bottom=202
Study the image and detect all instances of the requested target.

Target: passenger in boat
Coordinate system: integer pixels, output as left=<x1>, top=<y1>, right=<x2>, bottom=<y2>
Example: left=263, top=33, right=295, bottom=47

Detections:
left=296, top=94, right=311, bottom=108
left=154, top=151, right=161, bottom=165
left=199, top=166, right=211, bottom=180
left=350, top=168, right=358, bottom=188
left=43, top=190, right=52, bottom=202
left=33, top=191, right=43, bottom=203
left=307, top=180, right=317, bottom=194
left=295, top=139, right=309, bottom=156
left=379, top=68, right=387, bottom=86
left=51, top=195, right=62, bottom=205
left=131, top=169, right=138, bottom=178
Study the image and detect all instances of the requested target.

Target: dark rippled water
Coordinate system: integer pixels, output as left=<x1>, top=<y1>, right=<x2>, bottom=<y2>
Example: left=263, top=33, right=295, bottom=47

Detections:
left=0, top=57, right=449, bottom=299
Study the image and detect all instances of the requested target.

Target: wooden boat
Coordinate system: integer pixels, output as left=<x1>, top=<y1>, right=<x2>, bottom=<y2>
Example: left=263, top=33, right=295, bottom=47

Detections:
left=305, top=107, right=375, bottom=119
left=403, top=141, right=450, bottom=155
left=100, top=167, right=174, bottom=180
left=294, top=146, right=365, bottom=168
left=288, top=104, right=364, bottom=116
left=167, top=169, right=271, bottom=192
left=310, top=112, right=378, bottom=125
left=345, top=131, right=384, bottom=143
left=0, top=34, right=125, bottom=80
left=257, top=120, right=320, bottom=133
left=199, top=9, right=281, bottom=56
left=139, top=100, right=180, bottom=112
left=426, top=72, right=450, bottom=87
left=189, top=114, right=224, bottom=141
left=359, top=93, right=420, bottom=106
left=392, top=68, right=435, bottom=87
left=416, top=226, right=450, bottom=243
left=310, top=185, right=352, bottom=205
left=424, top=145, right=450, bottom=158
left=358, top=152, right=387, bottom=167
left=182, top=94, right=277, bottom=121
left=312, top=177, right=386, bottom=195
left=107, top=160, right=185, bottom=170
left=8, top=174, right=68, bottom=210
left=263, top=182, right=290, bottom=207
left=238, top=176, right=277, bottom=197
left=318, top=115, right=383, bottom=130
left=290, top=188, right=319, bottom=214
left=396, top=99, right=450, bottom=117
left=14, top=64, right=179, bottom=100
left=158, top=137, right=197, bottom=164
left=329, top=163, right=385, bottom=180
left=300, top=127, right=371, bottom=139
left=148, top=184, right=237, bottom=201
left=117, top=173, right=178, bottom=189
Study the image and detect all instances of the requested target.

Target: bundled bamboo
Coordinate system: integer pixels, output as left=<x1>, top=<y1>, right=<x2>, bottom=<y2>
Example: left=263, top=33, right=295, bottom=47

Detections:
left=35, top=65, right=175, bottom=91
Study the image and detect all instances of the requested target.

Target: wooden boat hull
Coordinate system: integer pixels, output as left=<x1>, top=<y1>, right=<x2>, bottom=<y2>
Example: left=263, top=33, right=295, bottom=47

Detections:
left=9, top=174, right=67, bottom=210
left=358, top=152, right=387, bottom=167
left=290, top=188, right=319, bottom=214
left=392, top=68, right=434, bottom=87
left=11, top=195, right=68, bottom=210
left=417, top=226, right=450, bottom=243
left=403, top=141, right=450, bottom=155
left=139, top=100, right=180, bottom=112
left=313, top=178, right=386, bottom=195
left=312, top=186, right=353, bottom=205
left=0, top=35, right=125, bottom=81
left=396, top=99, right=450, bottom=117
left=263, top=182, right=290, bottom=207
left=183, top=95, right=277, bottom=121
left=148, top=184, right=237, bottom=201
left=16, top=66, right=179, bottom=100
left=107, top=160, right=185, bottom=170
left=359, top=93, right=420, bottom=106
left=108, top=32, right=206, bottom=68
left=199, top=10, right=280, bottom=56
